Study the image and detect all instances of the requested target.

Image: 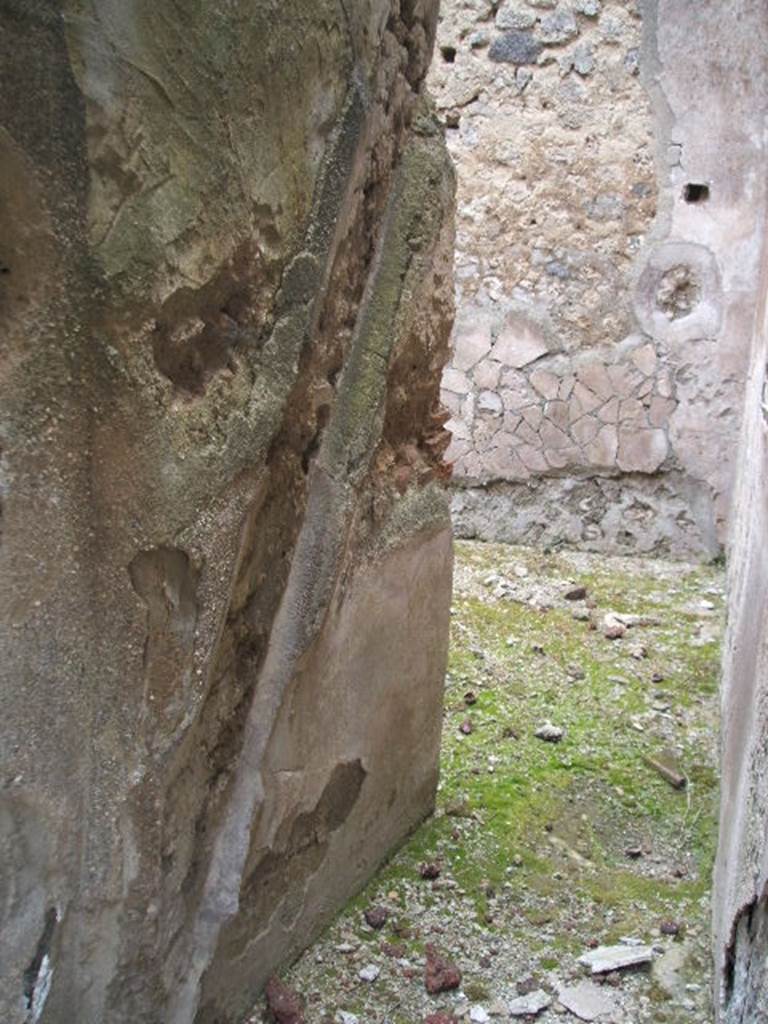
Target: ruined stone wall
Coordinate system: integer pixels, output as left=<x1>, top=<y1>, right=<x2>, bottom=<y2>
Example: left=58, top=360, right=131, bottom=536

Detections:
left=428, top=0, right=749, bottom=558
left=0, top=3, right=454, bottom=1022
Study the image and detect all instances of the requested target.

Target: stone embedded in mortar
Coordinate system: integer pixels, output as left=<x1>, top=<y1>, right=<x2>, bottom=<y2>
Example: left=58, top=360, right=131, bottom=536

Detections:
left=620, top=397, right=647, bottom=425
left=522, top=405, right=544, bottom=429
left=572, top=415, right=601, bottom=446
left=444, top=366, right=471, bottom=395
left=492, top=315, right=549, bottom=367
left=469, top=30, right=491, bottom=49
left=488, top=31, right=543, bottom=65
left=530, top=369, right=560, bottom=399
left=539, top=9, right=579, bottom=45
left=598, top=397, right=620, bottom=422
left=577, top=361, right=614, bottom=400
left=632, top=343, right=657, bottom=376
left=517, top=445, right=548, bottom=472
left=587, top=424, right=619, bottom=466
left=649, top=396, right=676, bottom=427
left=573, top=382, right=603, bottom=415
left=473, top=360, right=503, bottom=389
left=454, top=320, right=494, bottom=371
left=617, top=427, right=668, bottom=473
left=608, top=362, right=643, bottom=398
left=625, top=48, right=641, bottom=76
left=571, top=42, right=596, bottom=76
left=545, top=399, right=570, bottom=432
left=574, top=0, right=601, bottom=15
left=585, top=193, right=625, bottom=221
left=478, top=390, right=504, bottom=415
left=599, top=13, right=627, bottom=45
left=496, top=6, right=536, bottom=31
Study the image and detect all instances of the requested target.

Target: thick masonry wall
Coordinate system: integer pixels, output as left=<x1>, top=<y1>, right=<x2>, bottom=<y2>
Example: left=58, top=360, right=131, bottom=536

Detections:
left=428, top=0, right=751, bottom=557
left=710, top=0, right=768, bottom=1015
left=0, top=4, right=454, bottom=1023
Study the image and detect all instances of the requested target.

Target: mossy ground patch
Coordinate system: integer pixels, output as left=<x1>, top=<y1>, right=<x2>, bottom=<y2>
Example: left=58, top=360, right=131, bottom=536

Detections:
left=274, top=541, right=723, bottom=1023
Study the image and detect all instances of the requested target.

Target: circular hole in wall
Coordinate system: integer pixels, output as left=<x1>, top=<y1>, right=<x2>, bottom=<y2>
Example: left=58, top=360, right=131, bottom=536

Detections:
left=441, top=45, right=457, bottom=63
left=655, top=264, right=701, bottom=320
left=634, top=241, right=721, bottom=340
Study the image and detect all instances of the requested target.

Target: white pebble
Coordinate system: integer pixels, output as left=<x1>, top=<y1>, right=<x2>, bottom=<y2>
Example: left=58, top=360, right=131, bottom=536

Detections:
left=358, top=964, right=380, bottom=983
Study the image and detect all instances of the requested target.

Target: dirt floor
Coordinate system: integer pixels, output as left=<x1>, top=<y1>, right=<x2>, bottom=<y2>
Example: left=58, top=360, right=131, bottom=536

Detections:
left=250, top=541, right=724, bottom=1024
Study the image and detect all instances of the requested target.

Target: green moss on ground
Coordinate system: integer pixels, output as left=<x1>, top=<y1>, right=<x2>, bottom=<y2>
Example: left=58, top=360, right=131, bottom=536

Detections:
left=283, top=541, right=723, bottom=1021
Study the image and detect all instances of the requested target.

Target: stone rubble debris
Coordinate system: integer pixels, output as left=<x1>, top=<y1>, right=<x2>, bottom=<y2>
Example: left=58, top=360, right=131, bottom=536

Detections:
left=578, top=943, right=654, bottom=974
left=488, top=998, right=509, bottom=1016
left=358, top=963, right=380, bottom=982
left=602, top=612, right=627, bottom=639
left=363, top=905, right=389, bottom=930
left=558, top=981, right=619, bottom=1021
left=419, top=861, right=442, bottom=880
left=535, top=721, right=565, bottom=742
left=602, top=610, right=659, bottom=639
left=424, top=944, right=462, bottom=994
left=507, top=989, right=552, bottom=1017
left=265, top=977, right=305, bottom=1024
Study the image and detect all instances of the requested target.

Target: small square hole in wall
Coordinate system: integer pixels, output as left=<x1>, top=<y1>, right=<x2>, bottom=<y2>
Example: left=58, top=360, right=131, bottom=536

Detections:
left=683, top=182, right=710, bottom=203
left=441, top=45, right=457, bottom=63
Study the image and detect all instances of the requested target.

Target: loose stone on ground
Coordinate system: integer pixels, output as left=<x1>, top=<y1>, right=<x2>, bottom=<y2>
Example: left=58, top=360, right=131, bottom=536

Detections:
left=558, top=981, right=618, bottom=1021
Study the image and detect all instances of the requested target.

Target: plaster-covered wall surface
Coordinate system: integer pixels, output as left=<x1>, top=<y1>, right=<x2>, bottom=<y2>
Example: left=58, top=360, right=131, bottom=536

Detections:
left=715, top=228, right=768, bottom=1024
left=710, top=0, right=768, bottom=1013
left=0, top=3, right=454, bottom=1022
left=428, top=0, right=755, bottom=558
